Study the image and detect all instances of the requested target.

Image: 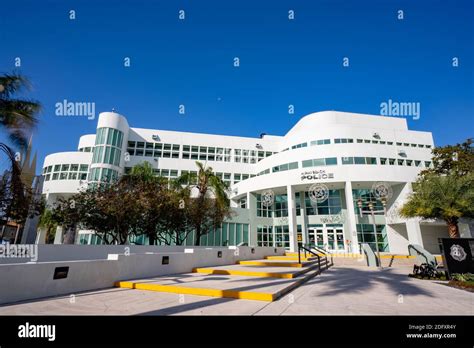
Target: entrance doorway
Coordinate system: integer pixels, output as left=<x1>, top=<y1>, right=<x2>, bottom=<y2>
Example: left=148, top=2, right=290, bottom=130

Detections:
left=308, top=226, right=345, bottom=251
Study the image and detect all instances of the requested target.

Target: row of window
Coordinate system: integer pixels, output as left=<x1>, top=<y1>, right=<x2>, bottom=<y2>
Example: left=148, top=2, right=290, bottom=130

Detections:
left=89, top=167, right=119, bottom=183
left=257, top=190, right=343, bottom=218
left=96, top=128, right=124, bottom=148
left=182, top=145, right=231, bottom=162
left=124, top=167, right=179, bottom=180
left=92, top=145, right=122, bottom=166
left=44, top=172, right=88, bottom=181
left=302, top=157, right=338, bottom=168
left=199, top=223, right=250, bottom=247
left=127, top=141, right=181, bottom=159
left=287, top=138, right=432, bottom=151
left=272, top=161, right=298, bottom=173
left=43, top=164, right=89, bottom=174
left=356, top=224, right=389, bottom=252
left=78, top=147, right=92, bottom=153
left=257, top=225, right=291, bottom=248
left=126, top=141, right=276, bottom=163
left=43, top=163, right=89, bottom=182
left=380, top=158, right=432, bottom=167
left=291, top=142, right=308, bottom=149
left=123, top=167, right=253, bottom=186
left=80, top=222, right=250, bottom=247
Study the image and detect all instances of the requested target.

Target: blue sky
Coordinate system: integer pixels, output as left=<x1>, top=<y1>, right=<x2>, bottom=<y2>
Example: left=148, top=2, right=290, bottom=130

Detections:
left=1, top=0, right=473, bottom=172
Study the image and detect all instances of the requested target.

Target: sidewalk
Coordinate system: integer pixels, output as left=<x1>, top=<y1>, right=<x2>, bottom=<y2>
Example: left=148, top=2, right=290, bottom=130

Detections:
left=0, top=266, right=472, bottom=315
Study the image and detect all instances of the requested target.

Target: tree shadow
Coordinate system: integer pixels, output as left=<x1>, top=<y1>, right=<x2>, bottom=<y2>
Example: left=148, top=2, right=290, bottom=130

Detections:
left=302, top=266, right=435, bottom=298
left=138, top=297, right=241, bottom=315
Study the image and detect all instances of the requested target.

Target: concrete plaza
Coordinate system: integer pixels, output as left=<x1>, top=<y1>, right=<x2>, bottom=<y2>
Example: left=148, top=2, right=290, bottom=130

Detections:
left=1, top=265, right=472, bottom=315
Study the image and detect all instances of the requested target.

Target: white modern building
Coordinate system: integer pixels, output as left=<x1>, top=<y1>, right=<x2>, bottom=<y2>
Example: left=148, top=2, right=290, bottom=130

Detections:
left=41, top=110, right=472, bottom=254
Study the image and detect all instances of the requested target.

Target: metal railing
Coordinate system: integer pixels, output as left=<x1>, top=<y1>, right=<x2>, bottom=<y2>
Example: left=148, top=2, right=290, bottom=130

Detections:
left=297, top=243, right=333, bottom=272
left=308, top=244, right=333, bottom=267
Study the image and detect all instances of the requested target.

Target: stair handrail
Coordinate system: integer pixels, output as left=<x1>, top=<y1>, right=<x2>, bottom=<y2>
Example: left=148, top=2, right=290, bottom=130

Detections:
left=298, top=244, right=322, bottom=272
left=360, top=242, right=379, bottom=267
left=408, top=244, right=437, bottom=268
left=304, top=243, right=333, bottom=266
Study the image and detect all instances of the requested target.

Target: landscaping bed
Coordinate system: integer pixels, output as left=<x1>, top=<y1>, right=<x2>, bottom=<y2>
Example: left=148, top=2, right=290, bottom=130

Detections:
left=447, top=273, right=474, bottom=292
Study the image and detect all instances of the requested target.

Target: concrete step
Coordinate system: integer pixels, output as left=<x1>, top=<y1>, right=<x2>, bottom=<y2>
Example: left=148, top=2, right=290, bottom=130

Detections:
left=193, top=263, right=319, bottom=279
left=265, top=255, right=319, bottom=261
left=115, top=267, right=322, bottom=302
left=238, top=259, right=321, bottom=268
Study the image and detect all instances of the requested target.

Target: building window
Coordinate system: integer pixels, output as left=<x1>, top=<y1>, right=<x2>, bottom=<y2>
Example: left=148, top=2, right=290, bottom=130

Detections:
left=310, top=139, right=330, bottom=146
left=291, top=142, right=307, bottom=149
left=257, top=225, right=273, bottom=247
left=352, top=189, right=384, bottom=215
left=302, top=157, right=337, bottom=168
left=274, top=194, right=288, bottom=217
left=305, top=190, right=342, bottom=215
left=334, top=138, right=353, bottom=144
left=341, top=157, right=376, bottom=165
left=272, top=162, right=298, bottom=173
left=274, top=225, right=290, bottom=248
left=357, top=224, right=389, bottom=252
left=257, top=194, right=272, bottom=217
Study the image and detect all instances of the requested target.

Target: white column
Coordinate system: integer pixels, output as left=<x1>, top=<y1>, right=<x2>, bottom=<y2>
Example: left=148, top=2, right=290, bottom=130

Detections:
left=344, top=181, right=360, bottom=253
left=300, top=192, right=308, bottom=244
left=247, top=192, right=258, bottom=246
left=287, top=185, right=298, bottom=252
left=406, top=219, right=423, bottom=245
left=53, top=226, right=64, bottom=244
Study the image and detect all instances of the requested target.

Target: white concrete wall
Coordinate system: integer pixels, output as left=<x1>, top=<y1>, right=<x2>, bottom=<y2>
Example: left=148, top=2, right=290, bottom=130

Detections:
left=386, top=224, right=410, bottom=254
left=0, top=246, right=284, bottom=305
left=420, top=225, right=449, bottom=254
left=0, top=244, right=275, bottom=264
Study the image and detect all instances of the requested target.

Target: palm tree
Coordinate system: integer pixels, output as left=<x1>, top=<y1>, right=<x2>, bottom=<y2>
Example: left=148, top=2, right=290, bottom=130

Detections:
left=0, top=73, right=40, bottom=242
left=0, top=143, right=25, bottom=240
left=0, top=73, right=41, bottom=149
left=400, top=174, right=474, bottom=238
left=175, top=161, right=231, bottom=245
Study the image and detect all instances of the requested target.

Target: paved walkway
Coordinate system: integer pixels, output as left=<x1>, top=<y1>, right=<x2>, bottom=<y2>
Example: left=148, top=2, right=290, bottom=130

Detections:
left=1, top=266, right=472, bottom=315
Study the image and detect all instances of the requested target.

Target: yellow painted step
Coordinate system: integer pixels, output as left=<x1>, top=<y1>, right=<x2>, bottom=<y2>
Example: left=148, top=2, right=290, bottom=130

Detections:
left=192, top=266, right=313, bottom=279
left=285, top=253, right=443, bottom=260
left=266, top=256, right=316, bottom=261
left=115, top=281, right=274, bottom=301
left=238, top=260, right=308, bottom=268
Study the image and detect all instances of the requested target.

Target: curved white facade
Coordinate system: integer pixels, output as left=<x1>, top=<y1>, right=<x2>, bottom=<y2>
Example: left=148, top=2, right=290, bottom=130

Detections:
left=41, top=110, right=472, bottom=253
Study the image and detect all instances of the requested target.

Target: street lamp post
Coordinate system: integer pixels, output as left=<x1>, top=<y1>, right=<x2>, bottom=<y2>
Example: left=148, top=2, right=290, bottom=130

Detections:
left=357, top=197, right=387, bottom=269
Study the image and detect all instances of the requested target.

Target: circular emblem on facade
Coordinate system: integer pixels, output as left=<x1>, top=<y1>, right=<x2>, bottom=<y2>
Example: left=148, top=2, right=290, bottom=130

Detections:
left=308, top=183, right=329, bottom=203
left=261, top=189, right=274, bottom=207
left=450, top=244, right=467, bottom=262
left=371, top=182, right=393, bottom=201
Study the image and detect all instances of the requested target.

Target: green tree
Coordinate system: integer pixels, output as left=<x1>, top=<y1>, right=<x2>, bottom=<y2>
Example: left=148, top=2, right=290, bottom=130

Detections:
left=50, top=196, right=84, bottom=244
left=400, top=174, right=474, bottom=238
left=0, top=73, right=41, bottom=242
left=0, top=73, right=41, bottom=149
left=124, top=162, right=170, bottom=245
left=175, top=161, right=232, bottom=245
left=401, top=138, right=474, bottom=238
left=38, top=208, right=58, bottom=244
left=422, top=138, right=474, bottom=177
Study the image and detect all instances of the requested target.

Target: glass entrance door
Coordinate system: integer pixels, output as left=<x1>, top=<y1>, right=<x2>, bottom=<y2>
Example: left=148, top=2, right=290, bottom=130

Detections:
left=308, top=228, right=326, bottom=248
left=326, top=227, right=345, bottom=251
left=308, top=227, right=345, bottom=251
